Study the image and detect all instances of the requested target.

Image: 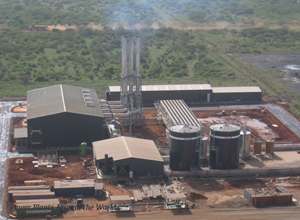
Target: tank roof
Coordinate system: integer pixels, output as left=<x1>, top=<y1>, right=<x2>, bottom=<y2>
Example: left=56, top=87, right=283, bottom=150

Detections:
left=210, top=124, right=240, bottom=132
left=170, top=125, right=200, bottom=133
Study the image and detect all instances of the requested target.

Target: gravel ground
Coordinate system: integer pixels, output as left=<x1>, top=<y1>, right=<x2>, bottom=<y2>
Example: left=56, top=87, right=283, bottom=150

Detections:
left=240, top=54, right=300, bottom=94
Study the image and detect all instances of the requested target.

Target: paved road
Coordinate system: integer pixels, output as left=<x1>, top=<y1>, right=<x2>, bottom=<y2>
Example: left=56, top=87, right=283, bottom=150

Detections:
left=265, top=104, right=300, bottom=138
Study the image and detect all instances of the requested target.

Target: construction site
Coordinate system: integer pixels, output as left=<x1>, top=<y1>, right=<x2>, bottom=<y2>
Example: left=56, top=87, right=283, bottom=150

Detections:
left=3, top=35, right=300, bottom=219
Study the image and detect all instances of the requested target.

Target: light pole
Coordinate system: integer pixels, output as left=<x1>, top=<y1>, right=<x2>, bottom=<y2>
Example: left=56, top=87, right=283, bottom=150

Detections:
left=254, top=174, right=258, bottom=207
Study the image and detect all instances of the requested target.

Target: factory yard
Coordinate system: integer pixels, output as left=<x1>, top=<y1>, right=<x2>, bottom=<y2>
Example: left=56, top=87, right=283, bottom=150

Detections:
left=139, top=107, right=300, bottom=144
left=4, top=102, right=300, bottom=218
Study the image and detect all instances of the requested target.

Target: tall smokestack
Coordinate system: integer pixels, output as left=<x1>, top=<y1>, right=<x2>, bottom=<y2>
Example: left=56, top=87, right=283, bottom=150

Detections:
left=129, top=36, right=134, bottom=111
left=135, top=36, right=141, bottom=111
left=121, top=36, right=128, bottom=108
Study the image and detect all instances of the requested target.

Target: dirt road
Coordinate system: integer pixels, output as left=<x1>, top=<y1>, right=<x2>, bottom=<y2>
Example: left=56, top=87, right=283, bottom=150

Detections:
left=2, top=23, right=300, bottom=33
left=58, top=206, right=300, bottom=220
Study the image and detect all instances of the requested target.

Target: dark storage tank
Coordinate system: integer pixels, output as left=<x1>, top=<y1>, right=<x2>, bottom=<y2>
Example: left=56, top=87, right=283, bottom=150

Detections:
left=209, top=124, right=241, bottom=169
left=169, top=125, right=201, bottom=171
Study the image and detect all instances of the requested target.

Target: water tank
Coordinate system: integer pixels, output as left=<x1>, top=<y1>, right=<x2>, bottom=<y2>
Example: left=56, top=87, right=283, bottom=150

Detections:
left=209, top=124, right=241, bottom=169
left=238, top=131, right=244, bottom=152
left=81, top=142, right=87, bottom=156
left=199, top=137, right=208, bottom=160
left=169, top=125, right=201, bottom=171
left=239, top=130, right=251, bottom=159
left=265, top=140, right=274, bottom=154
left=253, top=140, right=262, bottom=154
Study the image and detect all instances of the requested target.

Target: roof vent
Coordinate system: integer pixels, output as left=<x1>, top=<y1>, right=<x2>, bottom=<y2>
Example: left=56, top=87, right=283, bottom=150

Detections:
left=82, top=89, right=94, bottom=107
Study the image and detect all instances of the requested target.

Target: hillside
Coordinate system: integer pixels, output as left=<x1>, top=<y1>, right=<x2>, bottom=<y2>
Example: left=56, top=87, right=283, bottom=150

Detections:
left=1, top=1, right=300, bottom=117
left=1, top=0, right=300, bottom=29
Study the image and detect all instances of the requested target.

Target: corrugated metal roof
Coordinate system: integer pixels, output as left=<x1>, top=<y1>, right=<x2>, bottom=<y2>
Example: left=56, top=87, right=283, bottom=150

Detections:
left=15, top=198, right=60, bottom=207
left=93, top=136, right=163, bottom=162
left=166, top=193, right=186, bottom=199
left=157, top=100, right=202, bottom=129
left=212, top=86, right=262, bottom=93
left=54, top=179, right=95, bottom=189
left=10, top=189, right=54, bottom=196
left=110, top=195, right=130, bottom=201
left=109, top=84, right=212, bottom=92
left=27, top=84, right=103, bottom=119
left=8, top=186, right=50, bottom=190
left=14, top=128, right=28, bottom=138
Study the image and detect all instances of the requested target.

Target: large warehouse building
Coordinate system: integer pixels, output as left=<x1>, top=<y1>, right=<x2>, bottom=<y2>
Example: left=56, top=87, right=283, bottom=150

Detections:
left=26, top=84, right=105, bottom=148
left=106, top=84, right=212, bottom=104
left=105, top=84, right=262, bottom=105
left=211, top=87, right=262, bottom=102
left=93, top=136, right=164, bottom=177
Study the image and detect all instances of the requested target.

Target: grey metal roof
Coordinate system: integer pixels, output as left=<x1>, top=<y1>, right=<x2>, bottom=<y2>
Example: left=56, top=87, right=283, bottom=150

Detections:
left=93, top=136, right=164, bottom=162
left=10, top=189, right=54, bottom=196
left=166, top=193, right=186, bottom=199
left=212, top=86, right=262, bottom=93
left=15, top=198, right=60, bottom=207
left=110, top=195, right=130, bottom=202
left=95, top=182, right=104, bottom=190
left=14, top=128, right=28, bottom=138
left=27, top=84, right=103, bottom=119
left=109, top=84, right=212, bottom=92
left=54, top=179, right=95, bottom=189
left=8, top=185, right=49, bottom=190
left=156, top=100, right=202, bottom=129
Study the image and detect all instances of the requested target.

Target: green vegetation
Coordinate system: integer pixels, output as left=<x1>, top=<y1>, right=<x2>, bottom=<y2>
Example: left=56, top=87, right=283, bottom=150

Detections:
left=2, top=0, right=300, bottom=117
left=2, top=0, right=300, bottom=28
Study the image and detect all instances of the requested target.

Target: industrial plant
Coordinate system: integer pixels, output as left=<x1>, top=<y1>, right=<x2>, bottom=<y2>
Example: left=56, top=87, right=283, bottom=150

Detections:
left=4, top=35, right=300, bottom=218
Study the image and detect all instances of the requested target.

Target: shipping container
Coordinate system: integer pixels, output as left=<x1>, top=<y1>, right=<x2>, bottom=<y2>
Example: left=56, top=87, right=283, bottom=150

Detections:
left=24, top=180, right=46, bottom=186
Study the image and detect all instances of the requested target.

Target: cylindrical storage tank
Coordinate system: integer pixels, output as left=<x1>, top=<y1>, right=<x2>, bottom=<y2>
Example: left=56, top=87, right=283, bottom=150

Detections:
left=240, top=130, right=251, bottom=159
left=253, top=140, right=262, bottom=154
left=244, top=131, right=251, bottom=155
left=265, top=140, right=274, bottom=154
left=238, top=131, right=245, bottom=153
left=209, top=124, right=241, bottom=169
left=169, top=125, right=201, bottom=171
left=199, top=137, right=208, bottom=160
left=81, top=142, right=87, bottom=156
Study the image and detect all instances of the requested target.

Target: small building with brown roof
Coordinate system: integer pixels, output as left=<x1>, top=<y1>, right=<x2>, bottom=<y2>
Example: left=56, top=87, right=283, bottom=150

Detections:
left=93, top=136, right=164, bottom=177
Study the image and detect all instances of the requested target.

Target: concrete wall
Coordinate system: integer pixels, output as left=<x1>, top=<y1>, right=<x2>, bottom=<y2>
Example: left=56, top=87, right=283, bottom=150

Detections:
left=166, top=166, right=300, bottom=178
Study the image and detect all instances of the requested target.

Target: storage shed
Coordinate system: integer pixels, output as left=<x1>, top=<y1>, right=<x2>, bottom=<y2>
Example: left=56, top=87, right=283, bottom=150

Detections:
left=93, top=136, right=164, bottom=177
left=9, top=189, right=54, bottom=202
left=13, top=128, right=28, bottom=148
left=26, top=84, right=104, bottom=148
left=244, top=187, right=293, bottom=207
left=53, top=179, right=95, bottom=196
left=95, top=182, right=104, bottom=198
